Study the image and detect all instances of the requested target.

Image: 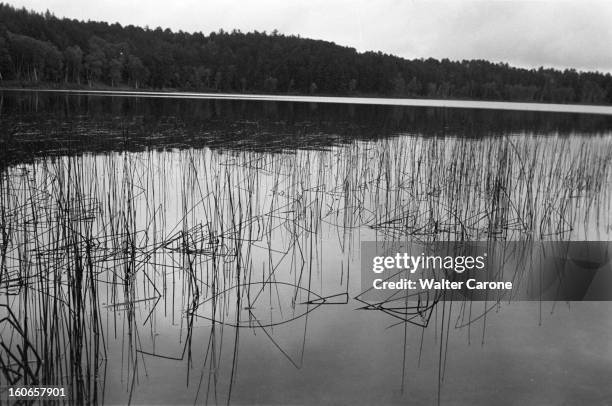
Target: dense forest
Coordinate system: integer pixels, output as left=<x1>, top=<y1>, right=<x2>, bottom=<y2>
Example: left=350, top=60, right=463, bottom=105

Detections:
left=1, top=3, right=611, bottom=104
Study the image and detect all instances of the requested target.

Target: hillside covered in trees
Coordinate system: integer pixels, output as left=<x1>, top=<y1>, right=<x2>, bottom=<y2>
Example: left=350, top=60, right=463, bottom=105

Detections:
left=1, top=3, right=611, bottom=104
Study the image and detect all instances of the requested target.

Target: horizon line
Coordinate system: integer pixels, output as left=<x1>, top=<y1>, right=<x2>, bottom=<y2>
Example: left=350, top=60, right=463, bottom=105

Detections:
left=4, top=88, right=612, bottom=116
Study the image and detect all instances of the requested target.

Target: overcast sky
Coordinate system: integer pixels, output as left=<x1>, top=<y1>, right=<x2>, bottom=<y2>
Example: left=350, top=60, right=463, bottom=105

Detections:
left=7, top=0, right=612, bottom=72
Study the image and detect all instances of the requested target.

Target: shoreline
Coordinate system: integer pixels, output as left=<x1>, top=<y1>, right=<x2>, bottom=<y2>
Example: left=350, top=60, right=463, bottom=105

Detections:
left=3, top=87, right=612, bottom=116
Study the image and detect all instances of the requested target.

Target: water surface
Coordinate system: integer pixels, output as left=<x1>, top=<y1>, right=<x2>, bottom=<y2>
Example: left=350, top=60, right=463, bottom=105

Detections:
left=1, top=90, right=611, bottom=405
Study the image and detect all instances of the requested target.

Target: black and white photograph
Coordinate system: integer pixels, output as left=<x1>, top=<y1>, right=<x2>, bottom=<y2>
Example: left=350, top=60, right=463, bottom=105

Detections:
left=0, top=1, right=612, bottom=404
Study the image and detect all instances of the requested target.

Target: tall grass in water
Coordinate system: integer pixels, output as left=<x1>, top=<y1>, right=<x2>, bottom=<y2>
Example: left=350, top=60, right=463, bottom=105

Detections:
left=1, top=132, right=611, bottom=404
left=0, top=157, right=105, bottom=403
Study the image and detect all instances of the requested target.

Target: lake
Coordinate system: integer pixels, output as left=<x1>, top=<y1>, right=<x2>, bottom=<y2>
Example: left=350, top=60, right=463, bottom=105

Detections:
left=1, top=90, right=612, bottom=405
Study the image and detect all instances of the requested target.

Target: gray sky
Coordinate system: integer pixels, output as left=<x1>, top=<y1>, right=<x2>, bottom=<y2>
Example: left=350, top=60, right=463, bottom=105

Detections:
left=7, top=0, right=612, bottom=72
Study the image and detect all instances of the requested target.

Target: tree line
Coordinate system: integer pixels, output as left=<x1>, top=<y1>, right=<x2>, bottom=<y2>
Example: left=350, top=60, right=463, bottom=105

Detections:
left=1, top=3, right=611, bottom=104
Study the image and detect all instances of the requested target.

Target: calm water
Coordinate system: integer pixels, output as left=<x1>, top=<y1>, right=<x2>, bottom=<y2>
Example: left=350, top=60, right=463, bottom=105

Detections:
left=1, top=90, right=612, bottom=405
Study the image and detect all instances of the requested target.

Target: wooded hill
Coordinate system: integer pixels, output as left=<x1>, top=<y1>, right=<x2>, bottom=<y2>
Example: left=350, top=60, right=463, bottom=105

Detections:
left=1, top=3, right=611, bottom=104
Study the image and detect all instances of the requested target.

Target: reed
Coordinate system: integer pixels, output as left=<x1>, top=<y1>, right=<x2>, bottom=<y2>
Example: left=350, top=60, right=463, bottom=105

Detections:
left=1, top=123, right=611, bottom=404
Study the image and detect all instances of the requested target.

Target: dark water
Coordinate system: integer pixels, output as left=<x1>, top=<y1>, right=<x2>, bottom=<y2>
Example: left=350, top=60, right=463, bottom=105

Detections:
left=1, top=90, right=611, bottom=405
